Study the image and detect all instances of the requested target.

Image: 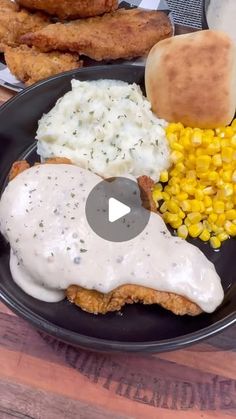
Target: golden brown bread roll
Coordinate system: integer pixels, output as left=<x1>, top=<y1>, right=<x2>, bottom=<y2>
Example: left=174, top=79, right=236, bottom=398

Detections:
left=145, top=30, right=236, bottom=129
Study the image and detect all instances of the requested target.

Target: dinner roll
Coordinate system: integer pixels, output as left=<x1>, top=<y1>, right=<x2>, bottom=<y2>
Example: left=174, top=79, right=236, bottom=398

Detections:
left=145, top=30, right=236, bottom=128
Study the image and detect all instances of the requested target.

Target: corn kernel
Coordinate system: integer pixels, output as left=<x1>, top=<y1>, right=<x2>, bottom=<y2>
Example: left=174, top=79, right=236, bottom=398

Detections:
left=225, top=209, right=236, bottom=220
left=216, top=214, right=226, bottom=227
left=191, top=200, right=201, bottom=212
left=225, top=201, right=234, bottom=210
left=153, top=189, right=163, bottom=202
left=222, top=170, right=232, bottom=183
left=154, top=183, right=163, bottom=191
left=167, top=200, right=179, bottom=214
left=208, top=213, right=218, bottom=223
left=212, top=154, right=222, bottom=167
left=177, top=225, right=188, bottom=239
left=225, top=221, right=236, bottom=236
left=203, top=186, right=215, bottom=195
left=181, top=184, right=196, bottom=195
left=195, top=189, right=204, bottom=200
left=181, top=200, right=192, bottom=212
left=196, top=155, right=211, bottom=171
left=162, top=191, right=170, bottom=201
left=171, top=151, right=184, bottom=164
left=213, top=201, right=225, bottom=214
left=218, top=232, right=229, bottom=242
left=160, top=202, right=168, bottom=213
left=175, top=162, right=185, bottom=173
left=178, top=209, right=185, bottom=219
left=187, top=212, right=202, bottom=224
left=188, top=223, right=203, bottom=238
left=222, top=147, right=233, bottom=163
left=199, top=229, right=211, bottom=242
left=170, top=185, right=180, bottom=195
left=160, top=170, right=169, bottom=183
left=222, top=183, right=234, bottom=197
left=165, top=213, right=182, bottom=229
left=208, top=171, right=219, bottom=182
left=184, top=218, right=191, bottom=227
left=172, top=142, right=184, bottom=152
left=210, top=237, right=221, bottom=249
left=204, top=196, right=212, bottom=208
left=176, top=192, right=188, bottom=201
left=191, top=131, right=202, bottom=146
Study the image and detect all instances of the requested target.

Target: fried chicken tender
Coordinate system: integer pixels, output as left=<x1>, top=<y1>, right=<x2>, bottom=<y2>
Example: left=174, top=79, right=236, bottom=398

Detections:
left=9, top=158, right=202, bottom=316
left=5, top=45, right=82, bottom=85
left=21, top=9, right=173, bottom=61
left=16, top=0, right=118, bottom=19
left=0, top=0, right=50, bottom=52
left=67, top=285, right=202, bottom=316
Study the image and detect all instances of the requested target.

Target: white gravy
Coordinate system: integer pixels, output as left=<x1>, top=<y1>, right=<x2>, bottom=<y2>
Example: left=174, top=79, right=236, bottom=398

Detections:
left=0, top=164, right=224, bottom=313
left=207, top=0, right=236, bottom=44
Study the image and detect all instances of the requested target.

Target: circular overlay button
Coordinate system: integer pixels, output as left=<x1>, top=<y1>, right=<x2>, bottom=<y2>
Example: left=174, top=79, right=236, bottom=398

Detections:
left=85, top=177, right=150, bottom=242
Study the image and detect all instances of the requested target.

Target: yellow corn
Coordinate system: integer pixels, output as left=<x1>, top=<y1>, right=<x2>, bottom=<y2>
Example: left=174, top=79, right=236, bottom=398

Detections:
left=154, top=120, right=236, bottom=246
left=153, top=189, right=163, bottom=202
left=217, top=232, right=229, bottom=242
left=160, top=170, right=169, bottom=183
left=188, top=223, right=203, bottom=238
left=187, top=212, right=202, bottom=224
left=225, top=209, right=236, bottom=220
left=224, top=221, right=236, bottom=236
left=199, top=229, right=211, bottom=242
left=222, top=147, right=233, bottom=163
left=213, top=201, right=225, bottom=214
left=210, top=237, right=221, bottom=249
left=177, top=225, right=188, bottom=239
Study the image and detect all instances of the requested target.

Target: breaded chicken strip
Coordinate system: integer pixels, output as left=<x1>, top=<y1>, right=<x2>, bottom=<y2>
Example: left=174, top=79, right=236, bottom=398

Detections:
left=5, top=45, right=82, bottom=85
left=9, top=159, right=202, bottom=316
left=0, top=0, right=50, bottom=52
left=67, top=285, right=202, bottom=316
left=16, top=0, right=118, bottom=19
left=21, top=9, right=173, bottom=61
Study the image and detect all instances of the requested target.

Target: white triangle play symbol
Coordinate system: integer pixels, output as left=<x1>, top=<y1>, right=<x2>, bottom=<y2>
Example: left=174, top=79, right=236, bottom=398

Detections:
left=108, top=198, right=131, bottom=223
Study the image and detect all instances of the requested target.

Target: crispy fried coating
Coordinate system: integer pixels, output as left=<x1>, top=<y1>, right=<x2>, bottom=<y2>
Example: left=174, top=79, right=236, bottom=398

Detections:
left=0, top=0, right=50, bottom=52
left=5, top=45, right=82, bottom=85
left=9, top=157, right=72, bottom=180
left=21, top=9, right=173, bottom=61
left=9, top=158, right=202, bottom=316
left=138, top=175, right=157, bottom=212
left=67, top=284, right=202, bottom=316
left=16, top=0, right=118, bottom=19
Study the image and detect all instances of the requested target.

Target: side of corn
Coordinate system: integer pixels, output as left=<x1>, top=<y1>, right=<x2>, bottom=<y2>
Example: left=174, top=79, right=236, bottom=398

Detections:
left=153, top=119, right=236, bottom=249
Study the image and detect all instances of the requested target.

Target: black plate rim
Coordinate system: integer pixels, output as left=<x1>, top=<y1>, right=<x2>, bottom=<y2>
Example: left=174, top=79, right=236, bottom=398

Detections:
left=0, top=64, right=235, bottom=353
left=1, top=287, right=235, bottom=353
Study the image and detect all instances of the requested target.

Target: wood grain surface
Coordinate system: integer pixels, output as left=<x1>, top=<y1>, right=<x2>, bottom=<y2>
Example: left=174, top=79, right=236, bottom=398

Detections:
left=0, top=24, right=235, bottom=419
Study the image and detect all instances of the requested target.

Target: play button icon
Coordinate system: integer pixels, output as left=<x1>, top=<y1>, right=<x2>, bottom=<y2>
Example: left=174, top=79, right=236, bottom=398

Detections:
left=85, top=177, right=150, bottom=242
left=109, top=198, right=131, bottom=223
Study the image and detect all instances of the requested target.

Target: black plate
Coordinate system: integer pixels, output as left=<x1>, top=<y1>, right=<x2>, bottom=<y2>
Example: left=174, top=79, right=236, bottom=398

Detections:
left=0, top=65, right=235, bottom=353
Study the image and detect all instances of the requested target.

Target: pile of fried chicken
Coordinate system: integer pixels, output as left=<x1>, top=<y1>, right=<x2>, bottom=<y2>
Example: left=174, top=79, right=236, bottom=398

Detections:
left=0, top=0, right=172, bottom=85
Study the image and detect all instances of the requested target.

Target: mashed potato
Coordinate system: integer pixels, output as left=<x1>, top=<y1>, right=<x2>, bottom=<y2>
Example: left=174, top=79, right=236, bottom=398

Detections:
left=37, top=79, right=170, bottom=181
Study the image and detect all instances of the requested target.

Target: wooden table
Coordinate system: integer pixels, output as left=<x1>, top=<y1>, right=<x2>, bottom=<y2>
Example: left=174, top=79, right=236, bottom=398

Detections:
left=0, top=23, right=236, bottom=419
